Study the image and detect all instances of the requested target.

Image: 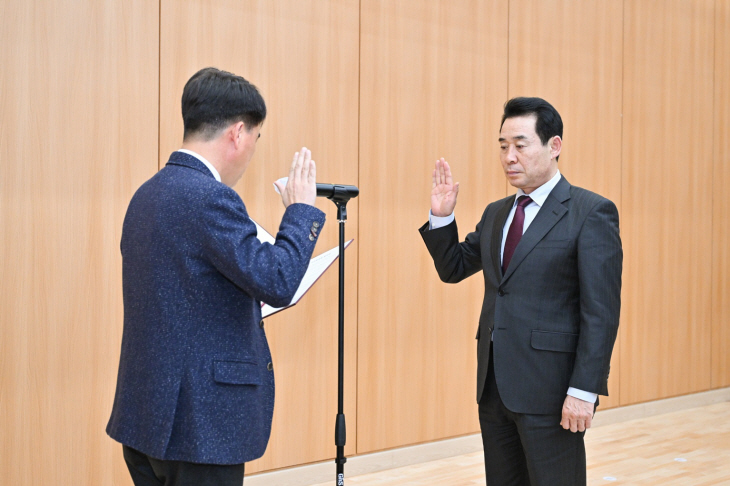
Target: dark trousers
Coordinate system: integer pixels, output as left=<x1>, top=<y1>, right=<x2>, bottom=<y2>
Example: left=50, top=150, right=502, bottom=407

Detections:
left=478, top=347, right=586, bottom=486
left=123, top=445, right=245, bottom=486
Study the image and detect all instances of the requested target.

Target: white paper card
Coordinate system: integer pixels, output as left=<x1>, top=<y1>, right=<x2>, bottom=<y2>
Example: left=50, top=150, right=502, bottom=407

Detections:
left=250, top=218, right=352, bottom=318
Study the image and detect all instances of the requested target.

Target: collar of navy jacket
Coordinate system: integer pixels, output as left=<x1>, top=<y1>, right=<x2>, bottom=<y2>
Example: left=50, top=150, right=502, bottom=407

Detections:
left=166, top=150, right=220, bottom=180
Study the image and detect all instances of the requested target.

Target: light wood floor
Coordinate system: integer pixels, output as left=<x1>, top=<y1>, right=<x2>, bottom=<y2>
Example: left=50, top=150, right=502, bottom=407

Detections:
left=312, top=401, right=730, bottom=485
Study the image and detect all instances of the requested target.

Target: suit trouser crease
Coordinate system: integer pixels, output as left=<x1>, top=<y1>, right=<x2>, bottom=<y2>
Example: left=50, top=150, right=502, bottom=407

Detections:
left=478, top=344, right=586, bottom=486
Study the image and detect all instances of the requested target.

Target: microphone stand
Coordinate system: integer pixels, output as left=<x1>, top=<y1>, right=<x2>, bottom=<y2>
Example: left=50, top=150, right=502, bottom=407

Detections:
left=321, top=185, right=358, bottom=485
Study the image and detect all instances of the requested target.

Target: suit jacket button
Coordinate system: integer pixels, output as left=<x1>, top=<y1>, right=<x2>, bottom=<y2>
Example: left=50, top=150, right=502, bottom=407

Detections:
left=498, top=290, right=505, bottom=296
left=313, top=221, right=320, bottom=228
left=309, top=234, right=315, bottom=241
left=267, top=362, right=273, bottom=371
left=259, top=319, right=265, bottom=328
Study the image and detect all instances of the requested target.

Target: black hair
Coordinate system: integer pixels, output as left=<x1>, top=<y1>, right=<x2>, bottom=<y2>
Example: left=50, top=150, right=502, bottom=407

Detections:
left=500, top=97, right=563, bottom=147
left=181, top=67, right=266, bottom=141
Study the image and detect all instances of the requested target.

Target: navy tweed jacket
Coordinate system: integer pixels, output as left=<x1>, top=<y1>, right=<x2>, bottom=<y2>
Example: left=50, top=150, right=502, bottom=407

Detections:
left=106, top=151, right=326, bottom=464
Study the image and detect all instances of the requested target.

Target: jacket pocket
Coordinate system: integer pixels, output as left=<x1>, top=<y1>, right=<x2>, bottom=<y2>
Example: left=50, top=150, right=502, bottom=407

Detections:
left=213, top=360, right=263, bottom=385
left=534, top=239, right=570, bottom=249
left=531, top=330, right=579, bottom=353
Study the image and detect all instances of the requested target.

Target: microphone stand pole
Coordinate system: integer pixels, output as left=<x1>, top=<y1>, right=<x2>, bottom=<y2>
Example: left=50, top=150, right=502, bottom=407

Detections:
left=322, top=186, right=357, bottom=486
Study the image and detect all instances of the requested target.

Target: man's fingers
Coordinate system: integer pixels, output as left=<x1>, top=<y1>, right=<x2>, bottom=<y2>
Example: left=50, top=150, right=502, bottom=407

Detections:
left=560, top=417, right=569, bottom=430
left=562, top=414, right=579, bottom=433
left=296, top=147, right=307, bottom=173
left=290, top=152, right=299, bottom=173
left=561, top=395, right=594, bottom=433
left=307, top=159, right=316, bottom=184
left=303, top=149, right=312, bottom=175
left=291, top=147, right=306, bottom=181
left=283, top=147, right=317, bottom=207
left=298, top=149, right=311, bottom=186
left=288, top=147, right=311, bottom=195
left=442, top=160, right=452, bottom=184
left=561, top=414, right=590, bottom=433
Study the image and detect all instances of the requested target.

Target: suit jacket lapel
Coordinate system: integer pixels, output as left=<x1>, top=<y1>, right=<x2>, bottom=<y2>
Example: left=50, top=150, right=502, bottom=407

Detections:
left=501, top=177, right=571, bottom=283
left=491, top=196, right=515, bottom=280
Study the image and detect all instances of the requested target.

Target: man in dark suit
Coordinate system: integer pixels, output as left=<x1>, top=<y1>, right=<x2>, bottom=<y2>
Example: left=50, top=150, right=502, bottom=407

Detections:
left=106, top=67, right=326, bottom=485
left=419, top=97, right=622, bottom=485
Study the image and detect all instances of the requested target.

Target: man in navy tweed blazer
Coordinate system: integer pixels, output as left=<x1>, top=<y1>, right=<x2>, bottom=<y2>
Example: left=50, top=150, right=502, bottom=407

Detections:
left=107, top=67, right=325, bottom=485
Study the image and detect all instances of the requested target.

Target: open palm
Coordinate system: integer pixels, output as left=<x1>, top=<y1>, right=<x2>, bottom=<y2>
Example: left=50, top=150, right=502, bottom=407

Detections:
left=431, top=158, right=460, bottom=217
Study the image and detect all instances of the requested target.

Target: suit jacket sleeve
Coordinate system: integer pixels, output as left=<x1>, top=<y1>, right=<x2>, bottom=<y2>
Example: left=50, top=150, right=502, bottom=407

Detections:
left=418, top=207, right=488, bottom=284
left=201, top=188, right=326, bottom=308
left=570, top=198, right=622, bottom=394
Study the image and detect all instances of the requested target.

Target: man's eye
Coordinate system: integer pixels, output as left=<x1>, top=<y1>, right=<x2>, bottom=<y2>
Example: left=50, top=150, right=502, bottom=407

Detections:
left=516, top=145, right=525, bottom=149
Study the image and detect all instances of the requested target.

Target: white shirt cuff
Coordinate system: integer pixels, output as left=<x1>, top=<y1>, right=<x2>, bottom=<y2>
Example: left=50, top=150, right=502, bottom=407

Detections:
left=567, top=387, right=598, bottom=403
left=429, top=210, right=455, bottom=230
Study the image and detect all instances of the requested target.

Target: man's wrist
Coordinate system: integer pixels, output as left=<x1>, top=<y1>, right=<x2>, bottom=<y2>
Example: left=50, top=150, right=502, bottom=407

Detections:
left=567, top=387, right=597, bottom=403
left=429, top=210, right=454, bottom=230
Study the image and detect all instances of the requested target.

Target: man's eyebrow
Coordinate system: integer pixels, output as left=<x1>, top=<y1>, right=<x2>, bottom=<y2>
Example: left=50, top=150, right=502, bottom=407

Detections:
left=498, top=135, right=529, bottom=142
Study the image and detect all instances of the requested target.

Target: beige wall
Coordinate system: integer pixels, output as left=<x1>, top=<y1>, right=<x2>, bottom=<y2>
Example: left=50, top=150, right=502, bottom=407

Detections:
left=620, top=0, right=716, bottom=403
left=0, top=1, right=159, bottom=484
left=1, top=0, right=728, bottom=483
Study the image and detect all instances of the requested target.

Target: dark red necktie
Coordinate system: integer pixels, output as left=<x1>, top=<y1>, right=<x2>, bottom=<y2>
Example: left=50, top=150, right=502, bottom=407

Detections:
left=502, top=195, right=532, bottom=273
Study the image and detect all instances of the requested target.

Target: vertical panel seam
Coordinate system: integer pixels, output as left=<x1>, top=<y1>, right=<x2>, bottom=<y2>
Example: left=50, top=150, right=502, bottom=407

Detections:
left=157, top=0, right=161, bottom=172
left=505, top=0, right=510, bottom=198
left=355, top=0, right=362, bottom=456
left=618, top=0, right=625, bottom=407
left=710, top=0, right=717, bottom=389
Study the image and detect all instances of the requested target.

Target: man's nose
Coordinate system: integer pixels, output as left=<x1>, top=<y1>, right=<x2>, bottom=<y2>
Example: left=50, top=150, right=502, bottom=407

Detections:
left=505, top=146, right=518, bottom=163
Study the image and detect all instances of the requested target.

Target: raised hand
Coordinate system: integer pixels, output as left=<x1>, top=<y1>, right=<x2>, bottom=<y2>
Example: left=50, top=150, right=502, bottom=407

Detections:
left=274, top=147, right=317, bottom=207
left=431, top=158, right=460, bottom=217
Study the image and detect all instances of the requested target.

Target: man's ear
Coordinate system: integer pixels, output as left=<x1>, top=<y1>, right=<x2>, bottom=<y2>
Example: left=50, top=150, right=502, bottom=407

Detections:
left=229, top=121, right=246, bottom=149
left=549, top=135, right=562, bottom=160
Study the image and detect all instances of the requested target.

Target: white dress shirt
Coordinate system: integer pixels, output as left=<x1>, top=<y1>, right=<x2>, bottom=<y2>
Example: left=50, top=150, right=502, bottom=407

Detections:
left=177, top=149, right=222, bottom=183
left=428, top=170, right=597, bottom=404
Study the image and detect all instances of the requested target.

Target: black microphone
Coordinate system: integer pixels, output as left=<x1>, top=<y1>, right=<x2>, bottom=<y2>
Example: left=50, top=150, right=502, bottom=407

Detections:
left=316, top=183, right=359, bottom=201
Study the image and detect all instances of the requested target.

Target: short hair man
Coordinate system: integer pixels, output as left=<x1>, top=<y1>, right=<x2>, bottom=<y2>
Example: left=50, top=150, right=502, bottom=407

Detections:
left=107, top=67, right=326, bottom=485
left=420, top=97, right=622, bottom=485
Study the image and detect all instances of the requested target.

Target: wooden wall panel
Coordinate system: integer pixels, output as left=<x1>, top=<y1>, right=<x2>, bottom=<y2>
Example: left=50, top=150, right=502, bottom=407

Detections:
left=508, top=0, right=623, bottom=206
left=0, top=1, right=159, bottom=485
left=620, top=0, right=715, bottom=404
left=357, top=0, right=508, bottom=454
left=508, top=0, right=624, bottom=409
left=159, top=0, right=360, bottom=472
left=712, top=0, right=730, bottom=389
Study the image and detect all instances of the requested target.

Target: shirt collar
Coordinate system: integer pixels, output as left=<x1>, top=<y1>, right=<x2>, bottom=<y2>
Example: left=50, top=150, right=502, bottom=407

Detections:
left=177, top=149, right=222, bottom=183
left=515, top=169, right=562, bottom=208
